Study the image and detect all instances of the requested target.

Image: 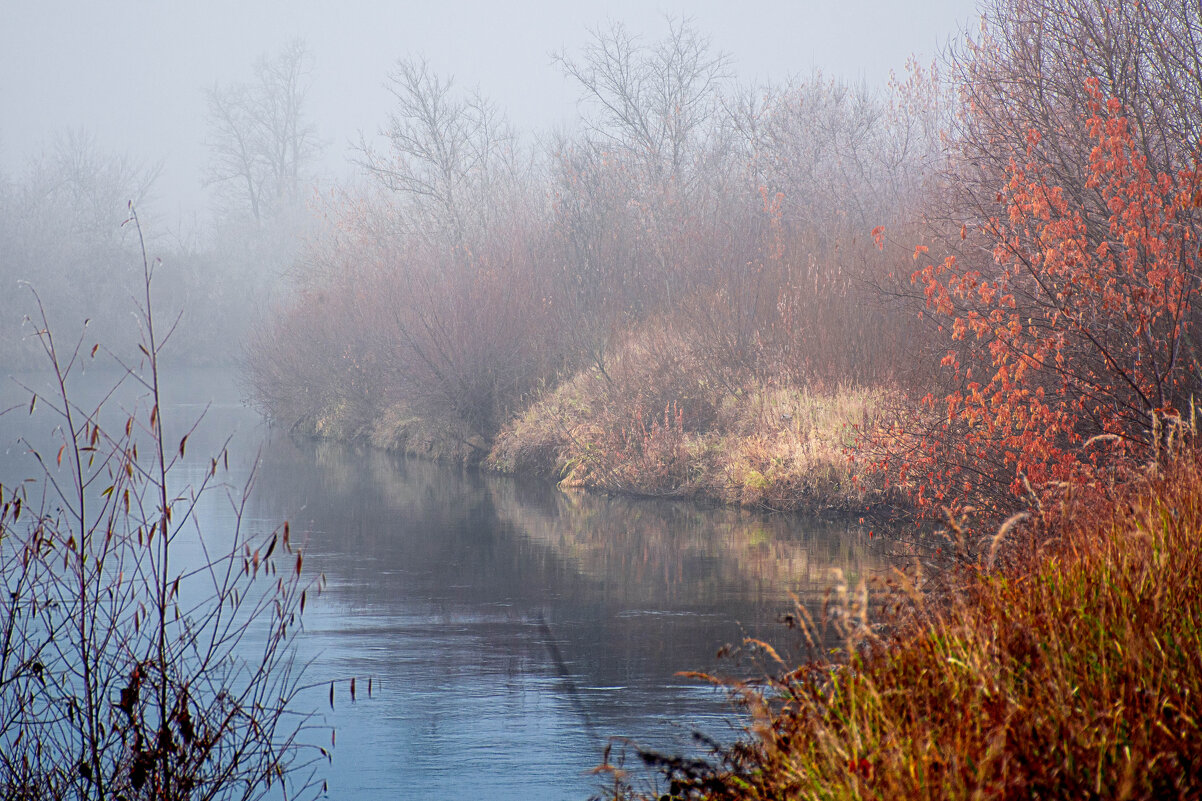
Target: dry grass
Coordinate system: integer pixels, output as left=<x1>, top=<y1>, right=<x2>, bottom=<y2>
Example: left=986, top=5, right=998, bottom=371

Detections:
left=487, top=327, right=892, bottom=514
left=717, top=387, right=883, bottom=512
left=607, top=450, right=1202, bottom=800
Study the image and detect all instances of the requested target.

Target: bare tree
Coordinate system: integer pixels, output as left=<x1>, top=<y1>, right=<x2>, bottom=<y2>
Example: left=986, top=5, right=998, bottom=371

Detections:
left=0, top=131, right=161, bottom=365
left=555, top=18, right=730, bottom=191
left=355, top=58, right=523, bottom=250
left=204, top=40, right=321, bottom=226
left=22, top=129, right=160, bottom=242
left=549, top=18, right=732, bottom=323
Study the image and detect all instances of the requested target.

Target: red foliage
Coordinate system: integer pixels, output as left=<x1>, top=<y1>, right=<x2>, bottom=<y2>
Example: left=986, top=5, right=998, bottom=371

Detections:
left=885, top=83, right=1202, bottom=513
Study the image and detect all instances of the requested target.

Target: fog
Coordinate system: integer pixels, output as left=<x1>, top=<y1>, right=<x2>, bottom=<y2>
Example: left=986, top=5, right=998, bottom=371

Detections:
left=2, top=0, right=977, bottom=222
left=0, top=0, right=979, bottom=368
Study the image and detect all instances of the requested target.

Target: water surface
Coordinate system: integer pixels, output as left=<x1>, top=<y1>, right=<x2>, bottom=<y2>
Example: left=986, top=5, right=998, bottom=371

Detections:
left=0, top=368, right=895, bottom=800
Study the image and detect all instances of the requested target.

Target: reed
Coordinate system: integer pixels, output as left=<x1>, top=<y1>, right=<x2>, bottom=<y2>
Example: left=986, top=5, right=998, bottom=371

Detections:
left=604, top=447, right=1202, bottom=800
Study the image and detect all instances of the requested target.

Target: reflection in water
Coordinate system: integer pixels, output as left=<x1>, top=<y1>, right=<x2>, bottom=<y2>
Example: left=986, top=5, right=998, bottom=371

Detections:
left=0, top=370, right=898, bottom=801
left=249, top=435, right=894, bottom=799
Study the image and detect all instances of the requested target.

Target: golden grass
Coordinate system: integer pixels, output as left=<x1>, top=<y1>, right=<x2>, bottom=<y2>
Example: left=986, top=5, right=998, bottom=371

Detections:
left=487, top=336, right=893, bottom=514
left=607, top=450, right=1202, bottom=800
left=297, top=320, right=899, bottom=515
left=717, top=386, right=883, bottom=512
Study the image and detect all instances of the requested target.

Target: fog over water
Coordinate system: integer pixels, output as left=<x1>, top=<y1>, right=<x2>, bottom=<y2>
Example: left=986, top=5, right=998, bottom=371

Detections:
left=1, top=6, right=976, bottom=788
left=2, top=0, right=980, bottom=226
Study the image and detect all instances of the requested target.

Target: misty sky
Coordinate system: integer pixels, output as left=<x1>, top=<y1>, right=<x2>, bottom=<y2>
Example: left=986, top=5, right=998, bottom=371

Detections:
left=1, top=0, right=980, bottom=232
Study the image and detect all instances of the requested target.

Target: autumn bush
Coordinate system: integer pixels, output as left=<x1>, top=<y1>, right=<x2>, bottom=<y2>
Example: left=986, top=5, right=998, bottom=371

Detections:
left=871, top=83, right=1202, bottom=516
left=859, top=0, right=1202, bottom=517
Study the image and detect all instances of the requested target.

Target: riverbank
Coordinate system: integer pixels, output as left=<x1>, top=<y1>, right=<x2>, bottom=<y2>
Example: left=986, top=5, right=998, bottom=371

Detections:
left=489, top=372, right=889, bottom=515
left=291, top=368, right=896, bottom=518
left=615, top=451, right=1202, bottom=799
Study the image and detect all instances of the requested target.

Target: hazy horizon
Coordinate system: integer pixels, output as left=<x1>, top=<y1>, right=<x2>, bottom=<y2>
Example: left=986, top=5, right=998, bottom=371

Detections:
left=2, top=0, right=980, bottom=235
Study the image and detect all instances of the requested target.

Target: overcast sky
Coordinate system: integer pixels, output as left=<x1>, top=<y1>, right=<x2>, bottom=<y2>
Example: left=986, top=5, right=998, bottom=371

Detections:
left=1, top=0, right=981, bottom=230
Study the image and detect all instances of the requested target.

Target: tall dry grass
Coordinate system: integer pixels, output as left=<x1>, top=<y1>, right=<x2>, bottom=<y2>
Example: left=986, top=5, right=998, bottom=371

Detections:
left=488, top=324, right=893, bottom=514
left=605, top=447, right=1202, bottom=800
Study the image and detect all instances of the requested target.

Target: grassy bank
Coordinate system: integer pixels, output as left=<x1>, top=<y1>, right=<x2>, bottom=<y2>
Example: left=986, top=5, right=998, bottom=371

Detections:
left=610, top=453, right=1202, bottom=800
left=290, top=325, right=895, bottom=516
left=298, top=378, right=892, bottom=518
left=488, top=371, right=887, bottom=515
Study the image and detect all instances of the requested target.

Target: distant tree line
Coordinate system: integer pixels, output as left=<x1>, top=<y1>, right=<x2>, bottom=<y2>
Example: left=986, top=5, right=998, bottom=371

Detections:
left=247, top=19, right=943, bottom=441
left=0, top=40, right=322, bottom=369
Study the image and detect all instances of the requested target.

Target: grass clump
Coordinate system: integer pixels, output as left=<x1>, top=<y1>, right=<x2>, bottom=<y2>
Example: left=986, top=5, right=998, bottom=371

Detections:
left=488, top=325, right=890, bottom=515
left=717, top=386, right=883, bottom=513
left=609, top=451, right=1202, bottom=800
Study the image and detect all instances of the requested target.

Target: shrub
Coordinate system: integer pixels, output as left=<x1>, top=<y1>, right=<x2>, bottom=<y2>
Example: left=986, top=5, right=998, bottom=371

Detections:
left=1, top=214, right=327, bottom=800
left=876, top=87, right=1202, bottom=515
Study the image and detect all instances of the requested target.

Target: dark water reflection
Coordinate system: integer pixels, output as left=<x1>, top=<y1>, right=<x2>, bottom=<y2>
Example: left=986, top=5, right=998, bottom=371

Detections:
left=0, top=369, right=898, bottom=800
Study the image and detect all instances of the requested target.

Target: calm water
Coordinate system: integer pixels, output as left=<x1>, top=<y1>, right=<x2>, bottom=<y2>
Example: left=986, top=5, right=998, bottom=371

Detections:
left=0, top=368, right=897, bottom=800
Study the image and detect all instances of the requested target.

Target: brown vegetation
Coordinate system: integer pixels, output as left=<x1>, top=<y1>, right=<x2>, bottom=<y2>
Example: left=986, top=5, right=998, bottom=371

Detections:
left=488, top=329, right=890, bottom=514
left=604, top=438, right=1202, bottom=801
left=246, top=22, right=940, bottom=519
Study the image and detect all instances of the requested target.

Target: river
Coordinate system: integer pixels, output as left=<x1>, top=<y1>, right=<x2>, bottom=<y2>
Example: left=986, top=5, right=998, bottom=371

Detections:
left=0, top=368, right=896, bottom=800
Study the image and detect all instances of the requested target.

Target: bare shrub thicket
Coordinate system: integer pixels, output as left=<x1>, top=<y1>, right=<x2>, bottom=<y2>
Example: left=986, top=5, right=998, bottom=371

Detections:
left=249, top=19, right=946, bottom=444
left=948, top=0, right=1202, bottom=218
